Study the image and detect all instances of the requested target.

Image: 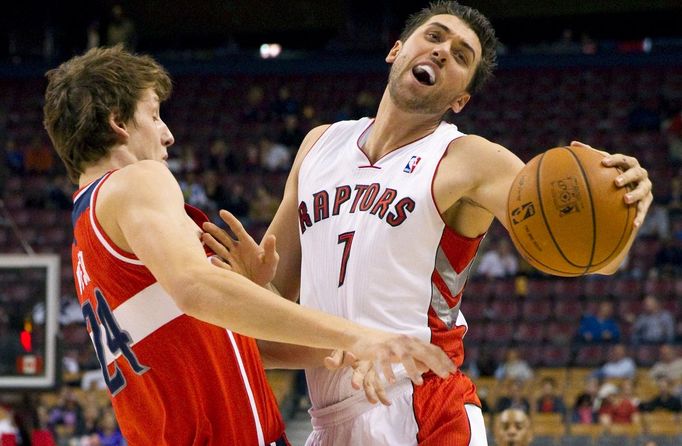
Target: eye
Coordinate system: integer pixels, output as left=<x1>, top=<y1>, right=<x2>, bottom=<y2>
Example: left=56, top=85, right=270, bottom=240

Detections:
left=426, top=31, right=440, bottom=41
left=453, top=51, right=467, bottom=64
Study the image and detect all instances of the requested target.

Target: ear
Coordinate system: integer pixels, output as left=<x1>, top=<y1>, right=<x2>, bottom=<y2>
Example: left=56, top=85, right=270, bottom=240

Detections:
left=108, top=112, right=129, bottom=141
left=449, top=93, right=471, bottom=114
left=385, top=41, right=402, bottom=64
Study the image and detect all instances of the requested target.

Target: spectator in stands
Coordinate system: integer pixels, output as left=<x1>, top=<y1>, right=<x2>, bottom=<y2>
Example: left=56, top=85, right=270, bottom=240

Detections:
left=495, top=379, right=531, bottom=414
left=47, top=388, right=84, bottom=443
left=654, top=236, right=682, bottom=277
left=476, top=238, right=518, bottom=278
left=278, top=114, right=306, bottom=149
left=477, top=385, right=492, bottom=414
left=631, top=295, right=675, bottom=344
left=662, top=107, right=682, bottom=167
left=242, top=142, right=262, bottom=172
left=24, top=136, right=55, bottom=174
left=179, top=172, right=209, bottom=208
left=205, top=138, right=237, bottom=174
left=97, top=409, right=124, bottom=446
left=670, top=166, right=682, bottom=209
left=495, top=347, right=534, bottom=383
left=79, top=403, right=100, bottom=438
left=271, top=86, right=300, bottom=118
left=593, top=344, right=636, bottom=380
left=640, top=377, right=682, bottom=412
left=598, top=384, right=641, bottom=427
left=637, top=198, right=670, bottom=240
left=649, top=344, right=682, bottom=381
left=576, top=301, right=621, bottom=343
left=535, top=377, right=567, bottom=417
left=224, top=182, right=251, bottom=222
left=249, top=184, right=279, bottom=224
left=106, top=4, right=137, bottom=50
left=3, top=138, right=24, bottom=174
left=620, top=378, right=641, bottom=408
left=493, top=408, right=533, bottom=446
left=0, top=405, right=19, bottom=444
left=476, top=346, right=498, bottom=377
left=242, top=85, right=268, bottom=123
left=202, top=169, right=229, bottom=212
left=31, top=405, right=56, bottom=446
left=259, top=135, right=292, bottom=172
left=46, top=174, right=73, bottom=210
left=351, top=90, right=379, bottom=120
left=572, top=376, right=600, bottom=424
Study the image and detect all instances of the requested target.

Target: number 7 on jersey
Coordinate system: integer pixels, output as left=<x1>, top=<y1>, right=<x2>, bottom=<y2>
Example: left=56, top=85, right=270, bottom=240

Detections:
left=337, top=231, right=355, bottom=287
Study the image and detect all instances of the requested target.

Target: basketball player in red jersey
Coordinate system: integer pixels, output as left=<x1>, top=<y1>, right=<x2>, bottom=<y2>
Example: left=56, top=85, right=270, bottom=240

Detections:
left=41, top=45, right=456, bottom=446
left=204, top=1, right=652, bottom=445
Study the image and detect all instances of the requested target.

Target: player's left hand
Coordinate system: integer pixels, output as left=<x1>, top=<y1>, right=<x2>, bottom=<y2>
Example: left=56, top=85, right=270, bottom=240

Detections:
left=324, top=350, right=391, bottom=406
left=570, top=141, right=653, bottom=228
left=202, top=209, right=279, bottom=287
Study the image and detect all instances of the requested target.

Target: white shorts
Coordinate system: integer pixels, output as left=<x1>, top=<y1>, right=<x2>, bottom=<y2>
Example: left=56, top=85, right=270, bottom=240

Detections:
left=305, top=376, right=488, bottom=446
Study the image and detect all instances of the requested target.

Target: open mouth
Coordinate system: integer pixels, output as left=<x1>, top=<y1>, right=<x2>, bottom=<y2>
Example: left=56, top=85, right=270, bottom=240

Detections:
left=412, top=65, right=436, bottom=86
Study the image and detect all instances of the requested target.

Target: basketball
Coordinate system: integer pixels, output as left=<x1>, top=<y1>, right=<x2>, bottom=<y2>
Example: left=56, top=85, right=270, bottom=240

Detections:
left=507, top=146, right=635, bottom=276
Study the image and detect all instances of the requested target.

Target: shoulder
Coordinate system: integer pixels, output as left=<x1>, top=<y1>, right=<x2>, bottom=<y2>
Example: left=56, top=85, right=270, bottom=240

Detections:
left=300, top=124, right=332, bottom=151
left=291, top=124, right=333, bottom=172
left=100, top=161, right=182, bottom=210
left=445, top=134, right=524, bottom=173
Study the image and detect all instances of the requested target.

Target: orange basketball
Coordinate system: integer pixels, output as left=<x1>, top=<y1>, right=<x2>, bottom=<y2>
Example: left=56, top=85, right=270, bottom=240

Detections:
left=507, top=146, right=635, bottom=277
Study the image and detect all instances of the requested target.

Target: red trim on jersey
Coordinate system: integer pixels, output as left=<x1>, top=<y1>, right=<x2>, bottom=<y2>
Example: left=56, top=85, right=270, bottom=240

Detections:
left=412, top=372, right=481, bottom=445
left=427, top=226, right=484, bottom=366
left=440, top=226, right=484, bottom=273
left=431, top=269, right=461, bottom=309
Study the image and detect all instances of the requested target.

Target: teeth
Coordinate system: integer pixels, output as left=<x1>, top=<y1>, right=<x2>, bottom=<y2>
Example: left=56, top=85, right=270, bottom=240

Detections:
left=414, top=65, right=435, bottom=85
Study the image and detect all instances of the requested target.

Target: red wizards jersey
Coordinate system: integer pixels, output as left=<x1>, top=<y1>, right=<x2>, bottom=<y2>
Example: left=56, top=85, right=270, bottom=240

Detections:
left=71, top=171, right=285, bottom=445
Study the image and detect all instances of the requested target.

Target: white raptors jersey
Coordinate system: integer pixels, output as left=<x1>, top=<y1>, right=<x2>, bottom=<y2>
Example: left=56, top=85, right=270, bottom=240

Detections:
left=298, top=118, right=484, bottom=409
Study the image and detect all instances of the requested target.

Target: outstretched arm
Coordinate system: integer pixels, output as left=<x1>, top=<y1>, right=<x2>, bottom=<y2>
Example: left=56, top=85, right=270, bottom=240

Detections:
left=437, top=137, right=652, bottom=275
left=99, top=160, right=455, bottom=384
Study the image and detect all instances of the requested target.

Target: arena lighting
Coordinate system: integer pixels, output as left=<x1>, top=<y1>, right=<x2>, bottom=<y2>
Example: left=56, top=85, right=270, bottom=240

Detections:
left=260, top=43, right=282, bottom=59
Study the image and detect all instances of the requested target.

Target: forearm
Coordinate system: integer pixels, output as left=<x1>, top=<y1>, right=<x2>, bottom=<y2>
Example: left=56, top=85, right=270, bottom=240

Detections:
left=172, top=265, right=370, bottom=352
left=257, top=340, right=332, bottom=369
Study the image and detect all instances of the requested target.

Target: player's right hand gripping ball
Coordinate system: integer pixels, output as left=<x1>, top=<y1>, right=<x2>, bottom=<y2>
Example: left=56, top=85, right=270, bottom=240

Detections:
left=507, top=146, right=635, bottom=276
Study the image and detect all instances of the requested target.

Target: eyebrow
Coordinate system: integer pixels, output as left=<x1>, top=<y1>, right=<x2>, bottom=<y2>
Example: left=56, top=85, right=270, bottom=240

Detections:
left=428, top=22, right=477, bottom=61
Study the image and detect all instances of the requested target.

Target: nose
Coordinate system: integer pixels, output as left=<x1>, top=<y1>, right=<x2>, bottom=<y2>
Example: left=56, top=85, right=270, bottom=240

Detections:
left=162, top=124, right=175, bottom=147
left=431, top=46, right=447, bottom=66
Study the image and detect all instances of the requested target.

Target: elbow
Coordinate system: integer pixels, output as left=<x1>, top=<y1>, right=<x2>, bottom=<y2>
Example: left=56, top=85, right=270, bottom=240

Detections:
left=164, top=268, right=205, bottom=316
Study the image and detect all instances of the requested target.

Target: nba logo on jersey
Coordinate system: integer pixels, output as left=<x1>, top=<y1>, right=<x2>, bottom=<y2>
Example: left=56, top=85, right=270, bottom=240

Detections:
left=403, top=156, right=421, bottom=173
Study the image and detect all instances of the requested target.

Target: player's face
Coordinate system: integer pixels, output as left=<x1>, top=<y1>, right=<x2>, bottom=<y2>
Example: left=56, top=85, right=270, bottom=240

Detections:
left=495, top=410, right=532, bottom=446
left=386, top=14, right=481, bottom=115
left=126, top=88, right=174, bottom=165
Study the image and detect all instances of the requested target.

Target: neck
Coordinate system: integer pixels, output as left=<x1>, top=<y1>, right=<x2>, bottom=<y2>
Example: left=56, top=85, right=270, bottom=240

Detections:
left=79, top=147, right=136, bottom=187
left=362, top=88, right=444, bottom=163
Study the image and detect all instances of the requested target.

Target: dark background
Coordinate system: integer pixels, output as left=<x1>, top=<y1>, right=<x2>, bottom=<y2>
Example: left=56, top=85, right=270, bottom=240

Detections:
left=2, top=0, right=682, bottom=60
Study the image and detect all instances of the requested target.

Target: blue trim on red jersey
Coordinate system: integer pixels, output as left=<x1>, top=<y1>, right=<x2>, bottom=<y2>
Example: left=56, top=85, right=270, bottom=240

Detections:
left=71, top=176, right=105, bottom=228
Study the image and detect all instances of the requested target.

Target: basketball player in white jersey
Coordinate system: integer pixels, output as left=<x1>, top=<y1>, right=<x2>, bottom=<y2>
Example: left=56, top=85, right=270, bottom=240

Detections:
left=204, top=1, right=652, bottom=444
